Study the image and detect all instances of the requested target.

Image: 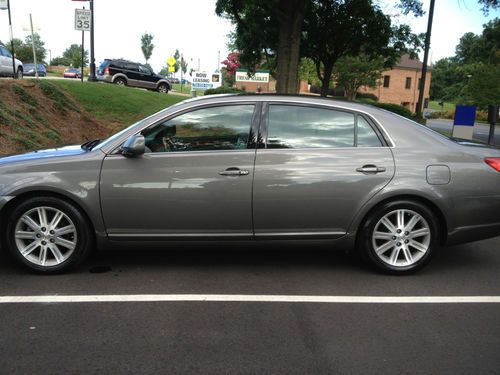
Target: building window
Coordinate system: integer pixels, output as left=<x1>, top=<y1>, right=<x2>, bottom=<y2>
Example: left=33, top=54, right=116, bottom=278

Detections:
left=383, top=75, right=390, bottom=88
left=405, top=77, right=411, bottom=89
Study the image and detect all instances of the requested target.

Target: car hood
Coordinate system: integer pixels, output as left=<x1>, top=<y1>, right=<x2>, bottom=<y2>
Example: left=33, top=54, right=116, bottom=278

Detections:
left=0, top=145, right=86, bottom=165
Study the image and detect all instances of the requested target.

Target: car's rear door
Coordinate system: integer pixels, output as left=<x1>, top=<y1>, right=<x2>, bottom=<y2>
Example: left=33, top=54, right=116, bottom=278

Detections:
left=100, top=102, right=260, bottom=240
left=252, top=102, right=395, bottom=239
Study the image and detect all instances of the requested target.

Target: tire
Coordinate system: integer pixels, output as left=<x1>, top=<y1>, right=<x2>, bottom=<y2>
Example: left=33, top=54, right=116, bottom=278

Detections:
left=17, top=67, right=23, bottom=79
left=114, top=77, right=127, bottom=86
left=157, top=83, right=169, bottom=93
left=358, top=200, right=439, bottom=275
left=4, top=196, right=94, bottom=274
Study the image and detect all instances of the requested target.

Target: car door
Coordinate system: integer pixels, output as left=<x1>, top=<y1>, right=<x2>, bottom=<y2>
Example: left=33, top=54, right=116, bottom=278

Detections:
left=252, top=102, right=395, bottom=238
left=100, top=102, right=260, bottom=240
left=137, top=64, right=156, bottom=89
left=0, top=46, right=10, bottom=74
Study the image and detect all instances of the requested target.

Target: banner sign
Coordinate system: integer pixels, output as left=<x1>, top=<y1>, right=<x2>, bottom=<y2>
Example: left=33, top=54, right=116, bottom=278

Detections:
left=192, top=72, right=222, bottom=90
left=235, top=70, right=270, bottom=83
left=453, top=105, right=476, bottom=126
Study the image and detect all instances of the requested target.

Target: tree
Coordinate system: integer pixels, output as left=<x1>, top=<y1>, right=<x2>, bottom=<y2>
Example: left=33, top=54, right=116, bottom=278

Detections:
left=334, top=55, right=385, bottom=100
left=173, top=49, right=180, bottom=73
left=180, top=55, right=188, bottom=75
left=61, top=44, right=89, bottom=68
left=465, top=64, right=500, bottom=108
left=221, top=52, right=241, bottom=86
left=5, top=34, right=46, bottom=63
left=141, top=33, right=154, bottom=63
left=216, top=0, right=309, bottom=94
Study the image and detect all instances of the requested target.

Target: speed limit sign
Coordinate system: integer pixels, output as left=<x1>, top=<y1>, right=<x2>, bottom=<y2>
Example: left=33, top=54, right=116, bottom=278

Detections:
left=75, top=9, right=91, bottom=31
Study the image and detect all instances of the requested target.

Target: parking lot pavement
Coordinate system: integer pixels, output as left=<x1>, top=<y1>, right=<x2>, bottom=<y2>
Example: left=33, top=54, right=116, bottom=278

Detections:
left=0, top=237, right=499, bottom=374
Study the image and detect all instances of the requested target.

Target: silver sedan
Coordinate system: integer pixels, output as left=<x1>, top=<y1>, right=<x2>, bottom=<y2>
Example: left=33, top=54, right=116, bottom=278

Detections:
left=0, top=95, right=499, bottom=274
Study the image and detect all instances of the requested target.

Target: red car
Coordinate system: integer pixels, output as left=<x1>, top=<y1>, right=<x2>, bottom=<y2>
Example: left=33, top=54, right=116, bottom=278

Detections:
left=63, top=68, right=82, bottom=79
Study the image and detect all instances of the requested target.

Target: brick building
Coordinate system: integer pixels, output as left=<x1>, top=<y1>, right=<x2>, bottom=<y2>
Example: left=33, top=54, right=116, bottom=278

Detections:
left=359, top=55, right=432, bottom=113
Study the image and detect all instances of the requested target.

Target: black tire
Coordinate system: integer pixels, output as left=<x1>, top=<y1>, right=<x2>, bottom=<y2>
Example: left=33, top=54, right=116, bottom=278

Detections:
left=358, top=200, right=439, bottom=275
left=157, top=83, right=169, bottom=93
left=4, top=196, right=94, bottom=274
left=114, top=77, right=127, bottom=86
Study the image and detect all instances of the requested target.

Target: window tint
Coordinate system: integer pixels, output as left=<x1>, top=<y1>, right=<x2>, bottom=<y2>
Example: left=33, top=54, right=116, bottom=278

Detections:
left=139, top=65, right=152, bottom=74
left=357, top=116, right=383, bottom=147
left=267, top=105, right=355, bottom=149
left=1, top=46, right=11, bottom=58
left=124, top=63, right=138, bottom=71
left=143, top=105, right=255, bottom=153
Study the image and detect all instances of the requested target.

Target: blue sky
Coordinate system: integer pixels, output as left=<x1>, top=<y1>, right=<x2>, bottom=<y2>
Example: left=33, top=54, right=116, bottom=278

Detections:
left=0, top=0, right=498, bottom=74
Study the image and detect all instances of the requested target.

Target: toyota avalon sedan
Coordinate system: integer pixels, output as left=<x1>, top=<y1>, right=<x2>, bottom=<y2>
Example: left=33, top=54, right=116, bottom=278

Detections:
left=0, top=95, right=499, bottom=274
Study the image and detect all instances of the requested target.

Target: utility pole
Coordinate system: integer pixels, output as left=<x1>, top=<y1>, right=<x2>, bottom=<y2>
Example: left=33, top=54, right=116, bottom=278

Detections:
left=81, top=6, right=85, bottom=82
left=416, top=0, right=435, bottom=119
left=88, top=0, right=96, bottom=81
left=5, top=0, right=17, bottom=78
left=29, top=14, right=39, bottom=79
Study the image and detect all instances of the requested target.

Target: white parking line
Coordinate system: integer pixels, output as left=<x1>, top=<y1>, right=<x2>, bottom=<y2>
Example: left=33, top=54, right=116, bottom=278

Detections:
left=0, top=295, right=499, bottom=304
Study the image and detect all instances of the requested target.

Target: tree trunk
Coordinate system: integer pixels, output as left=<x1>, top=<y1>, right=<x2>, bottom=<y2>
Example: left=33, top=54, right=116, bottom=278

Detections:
left=320, top=64, right=334, bottom=97
left=275, top=0, right=308, bottom=94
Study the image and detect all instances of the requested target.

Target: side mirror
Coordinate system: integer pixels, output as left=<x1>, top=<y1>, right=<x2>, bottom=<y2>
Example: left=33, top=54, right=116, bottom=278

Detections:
left=121, top=135, right=145, bottom=157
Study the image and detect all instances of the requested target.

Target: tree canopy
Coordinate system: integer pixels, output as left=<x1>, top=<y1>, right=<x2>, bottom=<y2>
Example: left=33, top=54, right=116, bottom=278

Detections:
left=140, top=33, right=154, bottom=63
left=4, top=33, right=46, bottom=63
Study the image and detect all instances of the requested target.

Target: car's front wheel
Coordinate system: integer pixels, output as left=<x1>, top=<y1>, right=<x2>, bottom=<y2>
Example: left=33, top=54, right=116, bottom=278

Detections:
left=359, top=200, right=439, bottom=275
left=4, top=196, right=94, bottom=273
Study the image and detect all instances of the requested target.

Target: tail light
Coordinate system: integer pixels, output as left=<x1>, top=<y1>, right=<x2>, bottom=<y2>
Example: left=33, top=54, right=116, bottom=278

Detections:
left=104, top=67, right=110, bottom=75
left=485, top=158, right=500, bottom=172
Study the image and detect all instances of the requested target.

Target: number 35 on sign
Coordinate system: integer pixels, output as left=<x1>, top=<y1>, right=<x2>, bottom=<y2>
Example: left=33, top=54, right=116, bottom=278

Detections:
left=75, top=9, right=91, bottom=31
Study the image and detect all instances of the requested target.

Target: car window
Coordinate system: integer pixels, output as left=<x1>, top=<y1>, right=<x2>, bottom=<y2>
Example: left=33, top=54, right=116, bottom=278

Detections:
left=1, top=46, right=12, bottom=58
left=139, top=65, right=151, bottom=74
left=142, top=105, right=255, bottom=153
left=357, top=116, right=383, bottom=147
left=266, top=105, right=355, bottom=148
left=124, top=63, right=138, bottom=71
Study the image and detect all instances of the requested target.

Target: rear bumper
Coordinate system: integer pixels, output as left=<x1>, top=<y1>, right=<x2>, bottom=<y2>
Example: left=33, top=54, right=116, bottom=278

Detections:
left=446, top=222, right=500, bottom=246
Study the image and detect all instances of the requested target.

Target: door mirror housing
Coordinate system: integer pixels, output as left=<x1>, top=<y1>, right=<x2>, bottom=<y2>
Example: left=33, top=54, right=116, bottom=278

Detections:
left=121, top=135, right=145, bottom=157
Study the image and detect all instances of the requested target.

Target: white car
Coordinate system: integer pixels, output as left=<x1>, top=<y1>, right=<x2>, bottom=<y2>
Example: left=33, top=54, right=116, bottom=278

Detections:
left=0, top=44, right=23, bottom=78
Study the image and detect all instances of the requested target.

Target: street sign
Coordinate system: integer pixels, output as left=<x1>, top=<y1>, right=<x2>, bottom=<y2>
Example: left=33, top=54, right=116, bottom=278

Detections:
left=452, top=105, right=477, bottom=140
left=75, top=9, right=91, bottom=31
left=167, top=56, right=176, bottom=67
left=0, top=0, right=8, bottom=10
left=168, top=66, right=175, bottom=73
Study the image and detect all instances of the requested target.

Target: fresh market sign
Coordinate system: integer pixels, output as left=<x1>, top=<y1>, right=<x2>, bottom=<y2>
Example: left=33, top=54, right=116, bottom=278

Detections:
left=235, top=70, right=270, bottom=83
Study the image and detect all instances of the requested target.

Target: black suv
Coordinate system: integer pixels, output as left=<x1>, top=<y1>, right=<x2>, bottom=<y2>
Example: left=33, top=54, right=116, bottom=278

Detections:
left=97, top=59, right=171, bottom=93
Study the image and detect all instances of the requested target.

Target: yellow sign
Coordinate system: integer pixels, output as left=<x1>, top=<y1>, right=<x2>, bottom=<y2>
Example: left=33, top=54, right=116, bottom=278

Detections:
left=168, top=66, right=175, bottom=72
left=167, top=57, right=176, bottom=66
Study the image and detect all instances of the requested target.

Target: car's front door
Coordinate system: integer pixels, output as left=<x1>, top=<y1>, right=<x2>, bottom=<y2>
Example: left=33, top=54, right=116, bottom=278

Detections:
left=100, top=103, right=259, bottom=240
left=252, top=103, right=395, bottom=238
left=0, top=46, right=12, bottom=75
left=137, top=64, right=157, bottom=89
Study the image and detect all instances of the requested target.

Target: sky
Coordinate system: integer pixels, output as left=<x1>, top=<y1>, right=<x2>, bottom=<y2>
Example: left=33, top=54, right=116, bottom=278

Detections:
left=0, top=0, right=498, bottom=76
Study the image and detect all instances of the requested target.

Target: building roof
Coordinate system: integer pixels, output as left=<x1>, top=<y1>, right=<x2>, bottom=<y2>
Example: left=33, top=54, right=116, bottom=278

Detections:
left=396, top=54, right=432, bottom=71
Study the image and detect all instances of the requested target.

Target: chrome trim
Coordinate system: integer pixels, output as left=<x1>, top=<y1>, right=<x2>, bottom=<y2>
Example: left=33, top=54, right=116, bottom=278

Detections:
left=255, top=231, right=345, bottom=237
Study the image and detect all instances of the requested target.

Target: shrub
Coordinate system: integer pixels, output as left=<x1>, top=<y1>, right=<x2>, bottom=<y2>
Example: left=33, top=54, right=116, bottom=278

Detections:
left=204, top=86, right=245, bottom=95
left=356, top=92, right=378, bottom=102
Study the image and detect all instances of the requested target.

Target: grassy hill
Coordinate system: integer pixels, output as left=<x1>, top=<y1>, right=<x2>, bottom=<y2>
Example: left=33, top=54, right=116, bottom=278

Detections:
left=0, top=79, right=187, bottom=155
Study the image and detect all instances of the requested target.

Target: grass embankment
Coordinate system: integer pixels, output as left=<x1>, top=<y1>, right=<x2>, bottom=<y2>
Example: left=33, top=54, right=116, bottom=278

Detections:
left=0, top=79, right=188, bottom=155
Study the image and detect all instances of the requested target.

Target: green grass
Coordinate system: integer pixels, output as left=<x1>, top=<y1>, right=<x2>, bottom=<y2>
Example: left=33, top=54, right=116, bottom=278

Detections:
left=171, top=83, right=205, bottom=95
left=428, top=101, right=455, bottom=111
left=50, top=80, right=188, bottom=124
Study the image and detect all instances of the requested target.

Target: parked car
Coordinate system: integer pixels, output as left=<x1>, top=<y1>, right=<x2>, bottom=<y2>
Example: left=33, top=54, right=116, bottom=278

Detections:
left=63, top=68, right=82, bottom=79
left=0, top=95, right=499, bottom=274
left=97, top=58, right=171, bottom=93
left=23, top=63, right=47, bottom=77
left=168, top=77, right=180, bottom=84
left=0, top=43, right=23, bottom=78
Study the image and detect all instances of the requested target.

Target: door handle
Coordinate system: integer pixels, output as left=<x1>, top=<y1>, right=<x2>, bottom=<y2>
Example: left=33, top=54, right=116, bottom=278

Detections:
left=356, top=165, right=386, bottom=174
left=219, top=167, right=249, bottom=176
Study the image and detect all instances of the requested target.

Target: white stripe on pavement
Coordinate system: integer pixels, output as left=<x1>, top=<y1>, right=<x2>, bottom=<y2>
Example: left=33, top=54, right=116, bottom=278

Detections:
left=0, top=295, right=499, bottom=304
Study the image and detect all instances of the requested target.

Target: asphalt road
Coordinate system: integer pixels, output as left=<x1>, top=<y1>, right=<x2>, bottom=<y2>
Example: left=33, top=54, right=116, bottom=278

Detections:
left=0, top=236, right=499, bottom=374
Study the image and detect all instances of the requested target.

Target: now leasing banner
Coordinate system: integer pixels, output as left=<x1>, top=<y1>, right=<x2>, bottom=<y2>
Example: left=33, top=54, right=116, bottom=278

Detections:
left=452, top=105, right=476, bottom=140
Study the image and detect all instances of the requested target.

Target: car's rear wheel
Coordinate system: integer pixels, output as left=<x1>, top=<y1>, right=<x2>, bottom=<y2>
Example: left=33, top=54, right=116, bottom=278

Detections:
left=4, top=197, right=94, bottom=274
left=16, top=67, right=23, bottom=79
left=114, top=77, right=127, bottom=86
left=359, top=200, right=439, bottom=275
left=157, top=83, right=169, bottom=93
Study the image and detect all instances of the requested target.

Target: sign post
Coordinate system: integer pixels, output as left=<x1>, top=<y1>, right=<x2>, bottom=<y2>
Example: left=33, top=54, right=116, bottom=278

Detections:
left=487, top=105, right=499, bottom=145
left=74, top=7, right=90, bottom=82
left=72, top=0, right=94, bottom=81
left=0, top=0, right=17, bottom=78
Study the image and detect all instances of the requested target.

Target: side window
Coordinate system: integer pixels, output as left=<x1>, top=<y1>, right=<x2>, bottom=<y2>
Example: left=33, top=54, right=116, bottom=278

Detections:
left=124, top=63, right=138, bottom=71
left=1, top=46, right=11, bottom=58
left=142, top=105, right=255, bottom=153
left=267, top=105, right=355, bottom=148
left=357, top=116, right=383, bottom=147
left=139, top=65, right=151, bottom=75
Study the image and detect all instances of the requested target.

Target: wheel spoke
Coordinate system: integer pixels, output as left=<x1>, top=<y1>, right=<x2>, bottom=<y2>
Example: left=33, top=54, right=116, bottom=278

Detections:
left=397, top=210, right=405, bottom=228
left=54, top=225, right=75, bottom=237
left=375, top=241, right=394, bottom=255
left=21, top=215, right=41, bottom=232
left=48, top=244, right=64, bottom=264
left=389, top=247, right=401, bottom=265
left=402, top=247, right=414, bottom=264
left=37, top=207, right=48, bottom=228
left=15, top=231, right=37, bottom=240
left=409, top=240, right=428, bottom=253
left=409, top=228, right=430, bottom=238
left=50, top=211, right=64, bottom=229
left=405, top=214, right=422, bottom=232
left=374, top=231, right=394, bottom=241
left=21, top=241, right=40, bottom=256
left=39, top=247, right=48, bottom=266
left=381, top=217, right=396, bottom=233
left=55, top=237, right=76, bottom=250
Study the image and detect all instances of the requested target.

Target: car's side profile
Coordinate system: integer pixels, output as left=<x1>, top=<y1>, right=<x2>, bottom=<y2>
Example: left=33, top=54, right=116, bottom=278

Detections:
left=0, top=95, right=499, bottom=274
left=97, top=59, right=172, bottom=93
left=0, top=44, right=23, bottom=78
